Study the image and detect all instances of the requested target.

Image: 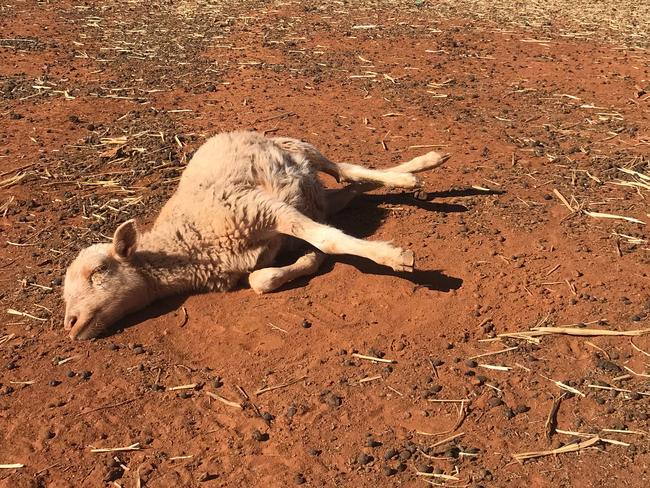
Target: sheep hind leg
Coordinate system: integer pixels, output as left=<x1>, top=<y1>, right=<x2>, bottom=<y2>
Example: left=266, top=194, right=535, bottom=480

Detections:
left=324, top=152, right=450, bottom=216
left=273, top=203, right=414, bottom=272
left=249, top=250, right=326, bottom=294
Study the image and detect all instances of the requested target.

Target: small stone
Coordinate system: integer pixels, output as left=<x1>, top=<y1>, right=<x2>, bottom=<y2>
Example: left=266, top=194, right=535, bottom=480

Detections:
left=430, top=359, right=444, bottom=367
left=514, top=405, right=530, bottom=414
left=504, top=408, right=515, bottom=420
left=252, top=429, right=269, bottom=442
left=81, top=371, right=92, bottom=380
left=261, top=412, right=274, bottom=422
left=416, top=463, right=433, bottom=473
left=366, top=439, right=382, bottom=448
left=212, top=376, right=223, bottom=388
left=67, top=371, right=76, bottom=378
left=396, top=462, right=407, bottom=472
left=104, top=467, right=124, bottom=482
left=133, top=346, right=145, bottom=355
left=301, top=319, right=312, bottom=329
left=465, top=359, right=478, bottom=368
left=382, top=465, right=397, bottom=476
left=294, top=473, right=306, bottom=485
left=357, top=453, right=373, bottom=465
left=383, top=448, right=398, bottom=460
left=179, top=391, right=191, bottom=399
left=488, top=397, right=503, bottom=408
left=51, top=277, right=63, bottom=286
left=109, top=343, right=119, bottom=351
left=629, top=392, right=642, bottom=401
left=398, top=449, right=412, bottom=461
left=7, top=362, right=17, bottom=370
left=49, top=380, right=61, bottom=387
left=319, top=390, right=342, bottom=408
left=152, top=383, right=165, bottom=391
left=595, top=358, right=622, bottom=373
left=308, top=448, right=321, bottom=457
left=198, top=472, right=218, bottom=482
left=286, top=406, right=297, bottom=419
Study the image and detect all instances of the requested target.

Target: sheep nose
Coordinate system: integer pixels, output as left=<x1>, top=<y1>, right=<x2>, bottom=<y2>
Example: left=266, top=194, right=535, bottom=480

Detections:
left=65, top=314, right=78, bottom=331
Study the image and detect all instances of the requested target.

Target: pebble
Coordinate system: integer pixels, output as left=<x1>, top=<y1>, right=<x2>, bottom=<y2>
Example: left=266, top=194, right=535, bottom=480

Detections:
left=49, top=380, right=61, bottom=387
left=6, top=362, right=17, bottom=370
left=396, top=462, right=407, bottom=472
left=81, top=370, right=92, bottom=380
left=383, top=448, right=398, bottom=460
left=294, top=473, right=306, bottom=485
left=261, top=412, right=274, bottom=422
left=382, top=466, right=396, bottom=476
left=465, top=359, right=478, bottom=368
left=514, top=405, right=530, bottom=414
left=308, top=448, right=321, bottom=457
left=212, top=376, right=223, bottom=388
left=504, top=408, right=515, bottom=420
left=67, top=371, right=76, bottom=378
left=357, top=453, right=373, bottom=465
left=133, top=346, right=145, bottom=355
left=595, top=357, right=622, bottom=373
left=416, top=463, right=433, bottom=473
left=430, top=359, right=444, bottom=367
left=366, top=439, right=382, bottom=448
left=251, top=430, right=269, bottom=442
left=319, top=390, right=342, bottom=408
left=398, top=449, right=412, bottom=461
left=109, top=343, right=119, bottom=351
left=51, top=277, right=62, bottom=286
left=179, top=392, right=191, bottom=399
left=488, top=397, right=503, bottom=408
left=198, top=472, right=218, bottom=482
left=301, top=319, right=312, bottom=329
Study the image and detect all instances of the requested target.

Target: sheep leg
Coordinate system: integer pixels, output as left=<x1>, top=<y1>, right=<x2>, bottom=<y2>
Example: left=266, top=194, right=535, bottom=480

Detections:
left=249, top=250, right=326, bottom=294
left=272, top=136, right=447, bottom=184
left=324, top=152, right=449, bottom=215
left=273, top=203, right=414, bottom=272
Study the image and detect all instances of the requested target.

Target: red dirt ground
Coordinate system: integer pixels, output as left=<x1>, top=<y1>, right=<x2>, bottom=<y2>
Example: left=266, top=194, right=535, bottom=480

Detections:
left=1, top=1, right=649, bottom=487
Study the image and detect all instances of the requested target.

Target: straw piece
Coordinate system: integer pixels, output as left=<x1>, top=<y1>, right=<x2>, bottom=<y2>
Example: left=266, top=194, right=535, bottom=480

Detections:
left=513, top=436, right=600, bottom=462
left=583, top=210, right=645, bottom=225
left=0, top=464, right=24, bottom=469
left=205, top=391, right=243, bottom=409
left=90, top=443, right=140, bottom=453
left=351, top=353, right=396, bottom=364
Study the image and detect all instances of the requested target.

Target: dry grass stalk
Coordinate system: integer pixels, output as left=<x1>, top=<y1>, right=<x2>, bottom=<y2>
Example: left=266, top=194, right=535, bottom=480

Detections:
left=428, top=399, right=470, bottom=404
left=90, top=443, right=140, bottom=453
left=542, top=375, right=585, bottom=397
left=545, top=393, right=566, bottom=440
left=255, top=376, right=306, bottom=395
left=478, top=364, right=512, bottom=371
left=358, top=375, right=382, bottom=384
left=416, top=472, right=460, bottom=481
left=169, top=455, right=194, bottom=461
left=587, top=384, right=650, bottom=397
left=623, top=366, right=650, bottom=378
left=7, top=308, right=47, bottom=322
left=531, top=326, right=650, bottom=337
left=630, top=339, right=650, bottom=358
left=205, top=391, right=243, bottom=409
left=468, top=346, right=518, bottom=360
left=79, top=398, right=139, bottom=416
left=351, top=353, right=396, bottom=363
left=553, top=189, right=574, bottom=212
left=583, top=210, right=645, bottom=225
left=555, top=430, right=631, bottom=446
left=513, top=436, right=600, bottom=462
left=428, top=432, right=465, bottom=449
left=167, top=383, right=197, bottom=391
left=0, top=464, right=25, bottom=469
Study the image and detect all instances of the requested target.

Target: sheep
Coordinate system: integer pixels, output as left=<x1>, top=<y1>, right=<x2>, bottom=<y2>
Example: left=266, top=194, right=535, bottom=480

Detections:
left=63, top=131, right=447, bottom=340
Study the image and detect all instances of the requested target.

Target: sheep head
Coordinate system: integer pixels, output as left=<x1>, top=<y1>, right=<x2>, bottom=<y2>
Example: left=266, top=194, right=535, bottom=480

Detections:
left=63, top=220, right=149, bottom=340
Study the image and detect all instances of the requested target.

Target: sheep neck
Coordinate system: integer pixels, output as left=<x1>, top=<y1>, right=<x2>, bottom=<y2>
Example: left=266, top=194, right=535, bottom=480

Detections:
left=134, top=227, right=222, bottom=298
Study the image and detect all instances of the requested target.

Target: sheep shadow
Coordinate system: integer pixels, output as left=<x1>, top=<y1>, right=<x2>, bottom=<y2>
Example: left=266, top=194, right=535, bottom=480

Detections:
left=276, top=186, right=504, bottom=291
left=97, top=294, right=189, bottom=338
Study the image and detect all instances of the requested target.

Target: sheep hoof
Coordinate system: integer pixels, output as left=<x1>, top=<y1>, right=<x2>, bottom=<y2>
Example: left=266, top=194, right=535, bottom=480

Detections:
left=392, top=249, right=415, bottom=272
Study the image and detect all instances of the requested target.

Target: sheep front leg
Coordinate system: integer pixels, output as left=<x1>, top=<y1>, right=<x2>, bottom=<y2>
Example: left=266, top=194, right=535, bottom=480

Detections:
left=249, top=250, right=326, bottom=294
left=274, top=205, right=414, bottom=272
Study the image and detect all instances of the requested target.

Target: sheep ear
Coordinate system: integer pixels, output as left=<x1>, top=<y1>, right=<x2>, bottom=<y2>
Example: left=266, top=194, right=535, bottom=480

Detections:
left=112, top=219, right=139, bottom=260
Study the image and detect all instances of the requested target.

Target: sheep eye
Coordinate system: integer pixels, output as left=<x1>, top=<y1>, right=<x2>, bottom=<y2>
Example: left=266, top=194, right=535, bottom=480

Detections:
left=90, top=264, right=109, bottom=284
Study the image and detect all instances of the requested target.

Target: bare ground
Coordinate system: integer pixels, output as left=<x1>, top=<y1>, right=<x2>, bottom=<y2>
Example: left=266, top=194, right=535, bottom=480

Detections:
left=1, top=1, right=649, bottom=487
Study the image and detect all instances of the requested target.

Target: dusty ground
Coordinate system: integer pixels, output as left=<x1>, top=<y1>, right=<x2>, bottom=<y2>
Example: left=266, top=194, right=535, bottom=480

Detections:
left=1, top=1, right=650, bottom=487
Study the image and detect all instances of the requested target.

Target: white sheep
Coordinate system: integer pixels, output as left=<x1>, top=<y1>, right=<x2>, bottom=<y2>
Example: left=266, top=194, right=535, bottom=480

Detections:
left=63, top=131, right=447, bottom=340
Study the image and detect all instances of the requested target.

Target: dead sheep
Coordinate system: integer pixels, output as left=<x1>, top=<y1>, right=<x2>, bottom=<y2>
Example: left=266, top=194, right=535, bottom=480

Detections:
left=63, top=131, right=447, bottom=339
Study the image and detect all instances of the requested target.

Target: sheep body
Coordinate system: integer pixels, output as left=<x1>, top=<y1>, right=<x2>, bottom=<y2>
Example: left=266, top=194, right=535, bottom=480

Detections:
left=63, top=130, right=448, bottom=340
